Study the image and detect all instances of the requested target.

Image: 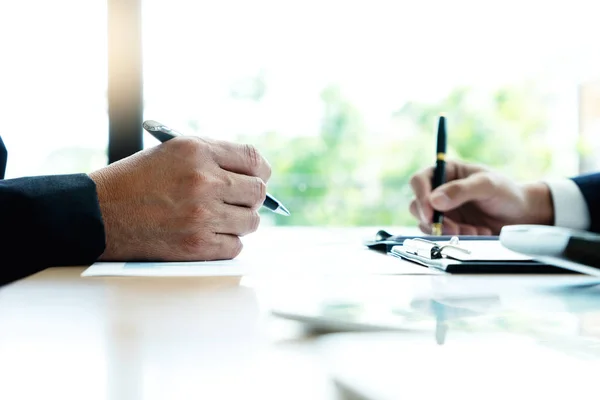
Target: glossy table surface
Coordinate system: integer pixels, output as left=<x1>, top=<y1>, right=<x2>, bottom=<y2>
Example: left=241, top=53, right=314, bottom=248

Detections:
left=1, top=227, right=600, bottom=400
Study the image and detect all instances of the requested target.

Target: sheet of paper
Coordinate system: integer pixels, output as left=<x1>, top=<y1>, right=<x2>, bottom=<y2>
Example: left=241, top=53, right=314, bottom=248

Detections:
left=81, top=240, right=436, bottom=277
left=81, top=259, right=251, bottom=277
left=443, top=240, right=531, bottom=261
left=81, top=227, right=440, bottom=277
left=82, top=248, right=435, bottom=277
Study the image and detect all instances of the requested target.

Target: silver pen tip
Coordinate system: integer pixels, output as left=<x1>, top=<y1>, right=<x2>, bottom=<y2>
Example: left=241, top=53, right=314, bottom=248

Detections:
left=274, top=205, right=290, bottom=216
left=143, top=120, right=163, bottom=130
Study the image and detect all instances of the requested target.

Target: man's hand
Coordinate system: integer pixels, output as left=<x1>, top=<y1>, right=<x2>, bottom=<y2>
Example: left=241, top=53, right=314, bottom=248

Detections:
left=409, top=160, right=554, bottom=235
left=89, top=137, right=271, bottom=261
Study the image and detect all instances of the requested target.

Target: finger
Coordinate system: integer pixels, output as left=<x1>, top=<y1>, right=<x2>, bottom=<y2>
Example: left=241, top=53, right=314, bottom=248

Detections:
left=448, top=221, right=493, bottom=236
left=455, top=223, right=478, bottom=236
left=409, top=199, right=428, bottom=224
left=205, top=233, right=244, bottom=260
left=444, top=160, right=489, bottom=181
left=429, top=172, right=497, bottom=212
left=441, top=218, right=461, bottom=235
left=421, top=218, right=493, bottom=236
left=211, top=141, right=272, bottom=182
left=216, top=205, right=261, bottom=237
left=186, top=232, right=244, bottom=261
left=409, top=167, right=434, bottom=222
left=475, top=226, right=493, bottom=236
left=220, top=172, right=267, bottom=210
left=420, top=218, right=461, bottom=235
left=418, top=222, right=432, bottom=234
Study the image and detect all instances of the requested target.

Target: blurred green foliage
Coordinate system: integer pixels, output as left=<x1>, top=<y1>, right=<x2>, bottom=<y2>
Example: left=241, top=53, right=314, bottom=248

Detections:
left=238, top=82, right=553, bottom=227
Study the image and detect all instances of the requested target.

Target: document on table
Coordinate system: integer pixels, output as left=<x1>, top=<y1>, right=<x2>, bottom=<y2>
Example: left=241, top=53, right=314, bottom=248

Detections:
left=81, top=259, right=251, bottom=277
left=81, top=228, right=438, bottom=278
left=81, top=248, right=434, bottom=277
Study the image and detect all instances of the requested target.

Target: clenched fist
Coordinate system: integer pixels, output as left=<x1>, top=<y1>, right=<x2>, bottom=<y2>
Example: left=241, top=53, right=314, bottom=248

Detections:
left=89, top=136, right=271, bottom=261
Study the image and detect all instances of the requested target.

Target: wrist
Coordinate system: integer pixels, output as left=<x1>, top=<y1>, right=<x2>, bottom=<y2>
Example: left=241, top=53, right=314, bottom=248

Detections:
left=522, top=182, right=554, bottom=226
left=88, top=170, right=111, bottom=258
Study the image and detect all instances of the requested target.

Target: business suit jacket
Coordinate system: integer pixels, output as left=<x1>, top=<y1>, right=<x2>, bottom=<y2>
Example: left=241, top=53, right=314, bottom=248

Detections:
left=573, top=173, right=600, bottom=234
left=0, top=136, right=106, bottom=286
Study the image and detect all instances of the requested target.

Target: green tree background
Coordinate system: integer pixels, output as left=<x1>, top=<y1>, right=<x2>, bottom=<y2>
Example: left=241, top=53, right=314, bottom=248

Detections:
left=238, top=81, right=554, bottom=227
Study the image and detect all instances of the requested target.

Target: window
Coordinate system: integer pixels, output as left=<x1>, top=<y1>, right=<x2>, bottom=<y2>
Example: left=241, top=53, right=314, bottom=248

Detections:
left=0, top=1, right=108, bottom=178
left=4, top=0, right=599, bottom=227
left=141, top=0, right=600, bottom=226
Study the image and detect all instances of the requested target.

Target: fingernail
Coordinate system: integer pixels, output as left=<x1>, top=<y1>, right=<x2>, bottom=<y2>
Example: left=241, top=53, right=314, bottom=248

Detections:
left=431, top=191, right=451, bottom=208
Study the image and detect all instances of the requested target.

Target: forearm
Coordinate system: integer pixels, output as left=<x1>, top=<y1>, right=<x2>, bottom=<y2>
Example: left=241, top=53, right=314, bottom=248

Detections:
left=0, top=174, right=106, bottom=285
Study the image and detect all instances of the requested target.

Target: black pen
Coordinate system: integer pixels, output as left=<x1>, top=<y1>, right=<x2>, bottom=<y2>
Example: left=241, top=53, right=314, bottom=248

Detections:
left=432, top=115, right=447, bottom=236
left=142, top=120, right=290, bottom=216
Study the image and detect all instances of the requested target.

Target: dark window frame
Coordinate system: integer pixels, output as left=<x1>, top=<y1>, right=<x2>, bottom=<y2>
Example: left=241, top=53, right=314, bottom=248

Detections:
left=107, top=0, right=143, bottom=163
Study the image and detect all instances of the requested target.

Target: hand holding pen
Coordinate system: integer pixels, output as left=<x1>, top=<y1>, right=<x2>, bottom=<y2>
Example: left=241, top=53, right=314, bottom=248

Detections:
left=88, top=120, right=282, bottom=261
left=408, top=129, right=553, bottom=235
left=143, top=120, right=289, bottom=216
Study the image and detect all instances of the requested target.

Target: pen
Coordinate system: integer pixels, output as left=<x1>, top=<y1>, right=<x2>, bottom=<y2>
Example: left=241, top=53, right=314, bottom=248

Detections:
left=431, top=114, right=447, bottom=236
left=142, top=120, right=290, bottom=216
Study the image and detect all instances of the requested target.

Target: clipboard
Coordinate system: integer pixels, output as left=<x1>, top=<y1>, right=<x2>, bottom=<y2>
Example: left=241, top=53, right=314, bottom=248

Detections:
left=364, top=229, right=498, bottom=253
left=389, top=237, right=574, bottom=274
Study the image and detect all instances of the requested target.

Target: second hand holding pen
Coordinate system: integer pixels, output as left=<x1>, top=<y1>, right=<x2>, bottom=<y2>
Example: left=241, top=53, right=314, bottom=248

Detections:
left=142, top=120, right=290, bottom=216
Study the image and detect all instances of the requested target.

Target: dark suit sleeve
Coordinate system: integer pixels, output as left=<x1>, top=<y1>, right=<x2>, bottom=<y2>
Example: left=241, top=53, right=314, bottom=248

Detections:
left=0, top=175, right=106, bottom=286
left=572, top=173, right=600, bottom=234
left=0, top=135, right=106, bottom=286
left=0, top=136, right=6, bottom=179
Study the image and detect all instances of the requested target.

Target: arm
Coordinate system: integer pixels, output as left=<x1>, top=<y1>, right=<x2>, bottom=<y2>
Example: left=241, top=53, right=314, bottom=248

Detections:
left=1, top=133, right=273, bottom=285
left=0, top=174, right=106, bottom=286
left=409, top=160, right=594, bottom=235
left=0, top=136, right=6, bottom=179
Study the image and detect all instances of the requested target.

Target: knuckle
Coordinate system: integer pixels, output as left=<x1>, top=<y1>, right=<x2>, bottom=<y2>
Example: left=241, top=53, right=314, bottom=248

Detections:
left=447, top=179, right=465, bottom=194
left=181, top=232, right=211, bottom=256
left=188, top=203, right=213, bottom=226
left=222, top=173, right=235, bottom=189
left=186, top=171, right=209, bottom=193
left=445, top=181, right=460, bottom=195
left=243, top=144, right=262, bottom=173
left=252, top=177, right=267, bottom=208
left=227, top=238, right=244, bottom=259
left=409, top=175, right=419, bottom=189
left=248, top=211, right=261, bottom=234
left=409, top=199, right=418, bottom=215
left=188, top=170, right=219, bottom=193
left=263, top=162, right=272, bottom=182
left=171, top=136, right=206, bottom=157
left=409, top=173, right=425, bottom=192
left=478, top=173, right=497, bottom=190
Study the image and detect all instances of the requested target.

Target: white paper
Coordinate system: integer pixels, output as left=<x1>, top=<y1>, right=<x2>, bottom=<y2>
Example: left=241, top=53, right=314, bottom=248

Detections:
left=82, top=235, right=440, bottom=277
left=445, top=240, right=531, bottom=261
left=81, top=259, right=251, bottom=277
left=81, top=248, right=434, bottom=277
left=81, top=227, right=438, bottom=278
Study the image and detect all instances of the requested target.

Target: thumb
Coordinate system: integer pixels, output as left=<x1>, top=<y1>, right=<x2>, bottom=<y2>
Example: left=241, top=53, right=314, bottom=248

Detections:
left=429, top=172, right=496, bottom=211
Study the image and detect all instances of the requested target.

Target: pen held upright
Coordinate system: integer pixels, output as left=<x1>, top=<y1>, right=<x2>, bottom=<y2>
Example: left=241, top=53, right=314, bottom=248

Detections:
left=432, top=115, right=447, bottom=236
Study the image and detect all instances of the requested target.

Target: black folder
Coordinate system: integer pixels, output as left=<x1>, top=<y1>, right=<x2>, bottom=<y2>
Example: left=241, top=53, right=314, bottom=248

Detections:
left=366, top=230, right=576, bottom=275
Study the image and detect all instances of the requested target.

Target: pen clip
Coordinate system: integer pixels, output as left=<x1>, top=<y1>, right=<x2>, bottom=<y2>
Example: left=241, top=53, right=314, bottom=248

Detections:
left=404, top=238, right=471, bottom=260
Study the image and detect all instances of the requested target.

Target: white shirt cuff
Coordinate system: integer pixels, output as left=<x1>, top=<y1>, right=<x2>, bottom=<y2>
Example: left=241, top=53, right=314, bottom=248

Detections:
left=545, top=179, right=591, bottom=231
